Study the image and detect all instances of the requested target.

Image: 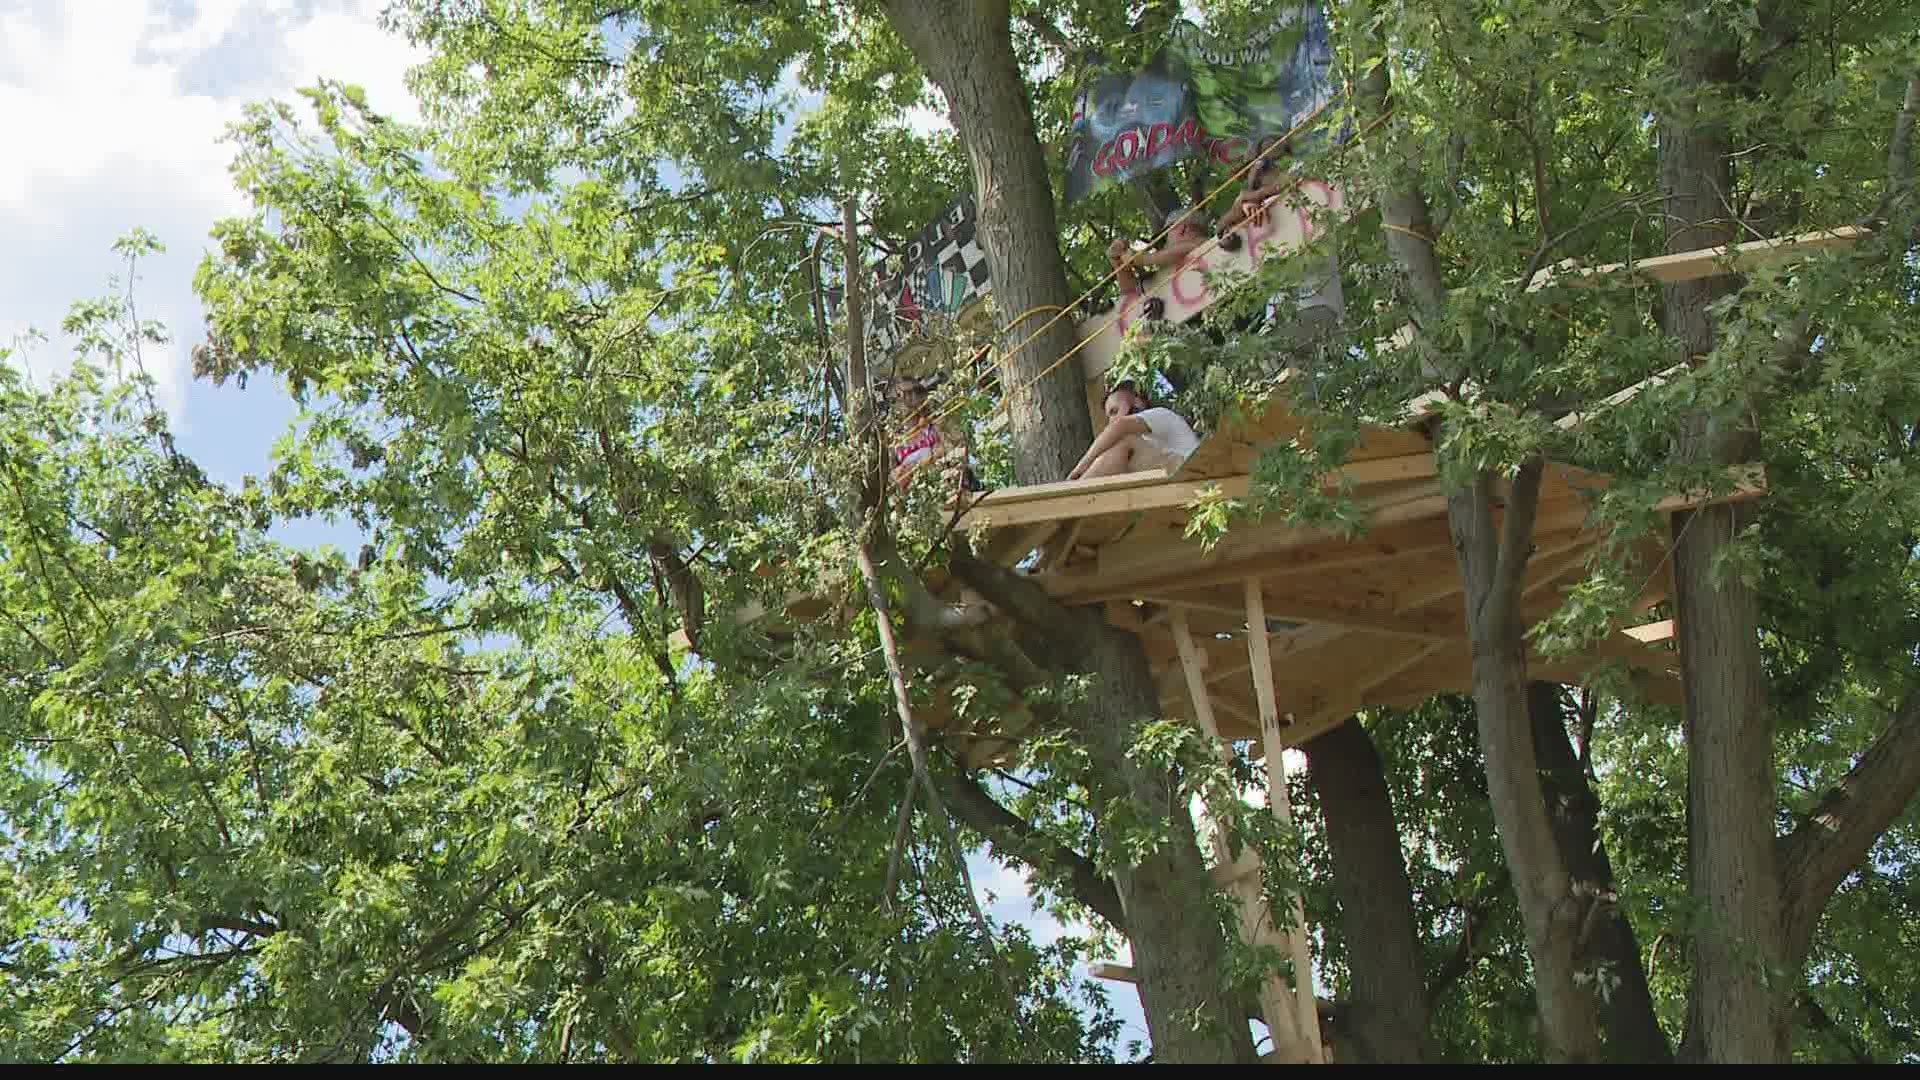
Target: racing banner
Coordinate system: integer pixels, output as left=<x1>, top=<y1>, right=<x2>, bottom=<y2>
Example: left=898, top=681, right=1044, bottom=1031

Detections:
left=827, top=195, right=993, bottom=360
left=1062, top=3, right=1337, bottom=203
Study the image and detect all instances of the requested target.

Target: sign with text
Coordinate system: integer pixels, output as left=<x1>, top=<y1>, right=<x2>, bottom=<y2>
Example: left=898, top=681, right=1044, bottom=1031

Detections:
left=1077, top=179, right=1347, bottom=382
left=828, top=195, right=994, bottom=363
left=1062, top=4, right=1338, bottom=203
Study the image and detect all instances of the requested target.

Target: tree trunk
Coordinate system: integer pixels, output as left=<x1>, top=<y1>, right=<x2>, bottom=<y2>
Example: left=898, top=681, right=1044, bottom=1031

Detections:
left=1777, top=683, right=1920, bottom=970
left=1358, top=54, right=1600, bottom=1060
left=1077, top=624, right=1257, bottom=1063
left=1658, top=12, right=1786, bottom=1062
left=1527, top=682, right=1673, bottom=1063
left=1447, top=468, right=1601, bottom=1063
left=1304, top=719, right=1431, bottom=1063
left=883, top=0, right=1093, bottom=485
left=882, top=3, right=1252, bottom=1060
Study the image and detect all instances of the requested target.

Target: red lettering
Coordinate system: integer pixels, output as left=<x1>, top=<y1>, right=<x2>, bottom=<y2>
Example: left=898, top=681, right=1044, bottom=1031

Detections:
left=1091, top=140, right=1111, bottom=177
left=1173, top=118, right=1201, bottom=147
left=1144, top=122, right=1174, bottom=158
left=1169, top=257, right=1208, bottom=307
left=1115, top=129, right=1141, bottom=165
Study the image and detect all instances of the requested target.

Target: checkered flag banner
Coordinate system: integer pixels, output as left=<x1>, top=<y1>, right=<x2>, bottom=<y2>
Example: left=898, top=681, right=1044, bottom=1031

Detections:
left=828, top=195, right=993, bottom=360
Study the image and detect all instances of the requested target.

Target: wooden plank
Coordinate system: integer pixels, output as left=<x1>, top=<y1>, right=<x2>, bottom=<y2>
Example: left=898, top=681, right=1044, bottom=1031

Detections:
left=963, top=474, right=1249, bottom=531
left=960, top=452, right=1438, bottom=533
left=1526, top=225, right=1869, bottom=291
left=1057, top=488, right=1452, bottom=602
left=1171, top=611, right=1227, bottom=743
left=1625, top=618, right=1676, bottom=643
left=1087, top=961, right=1139, bottom=983
left=967, top=465, right=1176, bottom=509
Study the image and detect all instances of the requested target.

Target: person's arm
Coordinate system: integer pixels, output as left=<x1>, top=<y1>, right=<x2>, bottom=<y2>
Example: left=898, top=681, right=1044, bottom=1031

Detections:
left=1067, top=414, right=1148, bottom=480
left=1138, top=222, right=1206, bottom=266
left=1243, top=174, right=1295, bottom=226
left=1108, top=237, right=1141, bottom=293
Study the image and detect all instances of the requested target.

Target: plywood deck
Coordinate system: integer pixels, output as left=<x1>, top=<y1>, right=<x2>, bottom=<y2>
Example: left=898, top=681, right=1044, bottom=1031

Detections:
left=929, top=386, right=1761, bottom=759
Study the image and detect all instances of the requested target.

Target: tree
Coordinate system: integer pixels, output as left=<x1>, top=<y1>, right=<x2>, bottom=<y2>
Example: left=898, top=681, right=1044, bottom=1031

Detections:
left=11, top=0, right=1920, bottom=1064
left=0, top=250, right=1113, bottom=1062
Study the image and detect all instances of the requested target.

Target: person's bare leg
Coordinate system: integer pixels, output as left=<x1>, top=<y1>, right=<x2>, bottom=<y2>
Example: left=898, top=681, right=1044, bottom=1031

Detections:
left=1079, top=438, right=1136, bottom=478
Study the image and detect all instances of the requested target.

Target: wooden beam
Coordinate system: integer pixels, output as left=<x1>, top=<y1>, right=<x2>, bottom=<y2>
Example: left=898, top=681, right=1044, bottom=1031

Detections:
left=959, top=453, right=1438, bottom=532
left=1625, top=618, right=1676, bottom=643
left=1087, top=961, right=1139, bottom=983
left=1204, top=625, right=1354, bottom=689
left=1037, top=519, right=1084, bottom=573
left=1248, top=576, right=1326, bottom=1064
left=982, top=521, right=1060, bottom=567
left=1281, top=641, right=1447, bottom=746
left=1260, top=595, right=1462, bottom=641
left=1055, top=489, right=1452, bottom=602
left=1171, top=610, right=1227, bottom=743
left=1071, top=532, right=1459, bottom=606
left=1244, top=580, right=1283, bottom=734
left=1554, top=364, right=1687, bottom=432
left=1526, top=225, right=1869, bottom=291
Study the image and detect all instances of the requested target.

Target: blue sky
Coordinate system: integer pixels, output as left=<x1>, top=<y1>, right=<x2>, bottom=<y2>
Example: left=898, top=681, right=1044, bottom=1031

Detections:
left=0, top=0, right=1156, bottom=1055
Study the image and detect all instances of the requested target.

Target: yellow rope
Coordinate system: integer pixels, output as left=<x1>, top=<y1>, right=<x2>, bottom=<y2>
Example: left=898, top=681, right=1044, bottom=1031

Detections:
left=1383, top=221, right=1435, bottom=244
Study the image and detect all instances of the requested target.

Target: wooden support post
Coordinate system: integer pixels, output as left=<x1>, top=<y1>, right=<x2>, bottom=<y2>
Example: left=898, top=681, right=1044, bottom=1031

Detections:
left=1171, top=610, right=1228, bottom=748
left=1243, top=579, right=1325, bottom=1064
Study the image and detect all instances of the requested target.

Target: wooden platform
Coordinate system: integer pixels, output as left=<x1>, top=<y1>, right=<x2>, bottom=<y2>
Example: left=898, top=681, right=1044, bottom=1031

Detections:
left=713, top=226, right=1861, bottom=766
left=931, top=389, right=1763, bottom=763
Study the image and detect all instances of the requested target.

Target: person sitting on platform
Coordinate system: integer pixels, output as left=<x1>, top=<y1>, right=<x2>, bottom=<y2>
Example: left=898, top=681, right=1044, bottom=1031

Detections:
left=1066, top=380, right=1200, bottom=481
left=883, top=373, right=982, bottom=491
left=1106, top=210, right=1211, bottom=319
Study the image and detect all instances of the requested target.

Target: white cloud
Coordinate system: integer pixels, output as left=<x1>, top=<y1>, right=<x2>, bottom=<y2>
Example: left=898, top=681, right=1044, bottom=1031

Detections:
left=0, top=0, right=423, bottom=423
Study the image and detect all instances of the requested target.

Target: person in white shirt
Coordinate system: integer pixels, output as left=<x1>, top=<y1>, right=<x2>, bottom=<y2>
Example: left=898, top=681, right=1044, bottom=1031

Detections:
left=1067, top=380, right=1201, bottom=480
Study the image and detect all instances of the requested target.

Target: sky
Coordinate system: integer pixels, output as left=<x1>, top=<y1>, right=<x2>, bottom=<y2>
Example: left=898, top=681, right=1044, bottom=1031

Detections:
left=0, top=0, right=1159, bottom=1056
left=0, top=0, right=420, bottom=514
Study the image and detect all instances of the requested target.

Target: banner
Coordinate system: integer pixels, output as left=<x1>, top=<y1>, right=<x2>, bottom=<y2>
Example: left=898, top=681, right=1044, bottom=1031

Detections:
left=1075, top=179, right=1347, bottom=384
left=828, top=195, right=994, bottom=361
left=1062, top=4, right=1337, bottom=203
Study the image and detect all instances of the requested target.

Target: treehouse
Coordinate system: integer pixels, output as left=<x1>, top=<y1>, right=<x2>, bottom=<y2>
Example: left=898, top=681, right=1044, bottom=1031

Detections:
left=704, top=178, right=1862, bottom=1062
left=861, top=190, right=1860, bottom=772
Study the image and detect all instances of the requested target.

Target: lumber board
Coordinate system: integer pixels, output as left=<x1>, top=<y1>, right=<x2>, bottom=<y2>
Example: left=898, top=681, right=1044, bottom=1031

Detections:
left=1526, top=225, right=1869, bottom=291
left=959, top=451, right=1437, bottom=533
left=1625, top=618, right=1676, bottom=643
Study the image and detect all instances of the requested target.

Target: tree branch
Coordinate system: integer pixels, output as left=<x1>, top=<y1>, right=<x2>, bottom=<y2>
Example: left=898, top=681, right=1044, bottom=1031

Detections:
left=200, top=914, right=282, bottom=939
left=1777, top=679, right=1920, bottom=962
left=1799, top=991, right=1875, bottom=1064
left=1491, top=457, right=1545, bottom=613
left=1018, top=12, right=1074, bottom=57
left=929, top=764, right=1128, bottom=931
left=946, top=543, right=1096, bottom=655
